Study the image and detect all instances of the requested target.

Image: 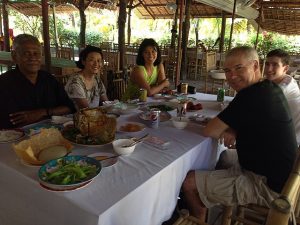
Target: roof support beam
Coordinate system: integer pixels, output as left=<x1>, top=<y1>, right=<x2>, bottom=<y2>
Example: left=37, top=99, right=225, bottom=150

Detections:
left=138, top=0, right=155, bottom=19
left=261, top=1, right=300, bottom=8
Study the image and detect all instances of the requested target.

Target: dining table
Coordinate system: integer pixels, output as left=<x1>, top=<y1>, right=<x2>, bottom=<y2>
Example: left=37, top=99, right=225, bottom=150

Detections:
left=0, top=92, right=233, bottom=225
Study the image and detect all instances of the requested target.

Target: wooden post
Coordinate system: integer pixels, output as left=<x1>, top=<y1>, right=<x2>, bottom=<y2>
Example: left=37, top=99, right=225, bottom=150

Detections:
left=180, top=0, right=191, bottom=81
left=170, top=0, right=179, bottom=49
left=127, top=0, right=133, bottom=45
left=41, top=0, right=51, bottom=72
left=118, top=0, right=128, bottom=71
left=2, top=0, right=10, bottom=52
left=175, top=0, right=185, bottom=88
left=228, top=0, right=237, bottom=50
left=219, top=11, right=226, bottom=54
left=78, top=0, right=86, bottom=49
left=0, top=4, right=3, bottom=37
left=50, top=3, right=59, bottom=51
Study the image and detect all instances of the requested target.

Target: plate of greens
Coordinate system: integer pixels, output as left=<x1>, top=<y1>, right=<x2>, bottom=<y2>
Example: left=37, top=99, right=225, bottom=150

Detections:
left=38, top=155, right=101, bottom=191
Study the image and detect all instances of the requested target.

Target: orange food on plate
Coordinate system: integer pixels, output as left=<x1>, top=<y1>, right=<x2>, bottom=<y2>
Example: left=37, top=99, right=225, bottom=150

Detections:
left=120, top=123, right=143, bottom=132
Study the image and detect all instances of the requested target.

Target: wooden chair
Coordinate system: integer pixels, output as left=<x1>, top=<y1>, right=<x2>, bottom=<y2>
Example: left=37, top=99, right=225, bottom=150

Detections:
left=220, top=147, right=300, bottom=225
left=56, top=47, right=73, bottom=60
left=173, top=209, right=208, bottom=225
left=111, top=78, right=127, bottom=100
left=165, top=48, right=177, bottom=82
left=200, top=51, right=217, bottom=93
left=55, top=74, right=74, bottom=86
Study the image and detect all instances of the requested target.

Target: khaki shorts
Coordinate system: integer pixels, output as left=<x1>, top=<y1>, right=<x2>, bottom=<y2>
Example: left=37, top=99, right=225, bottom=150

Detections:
left=195, top=164, right=279, bottom=208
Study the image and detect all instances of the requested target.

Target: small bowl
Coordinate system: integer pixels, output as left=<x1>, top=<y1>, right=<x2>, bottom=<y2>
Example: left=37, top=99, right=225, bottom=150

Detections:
left=112, top=139, right=136, bottom=155
left=172, top=116, right=189, bottom=129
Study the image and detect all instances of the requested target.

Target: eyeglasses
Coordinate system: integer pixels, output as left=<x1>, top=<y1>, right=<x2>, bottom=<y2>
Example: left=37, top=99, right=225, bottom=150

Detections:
left=223, top=60, right=255, bottom=74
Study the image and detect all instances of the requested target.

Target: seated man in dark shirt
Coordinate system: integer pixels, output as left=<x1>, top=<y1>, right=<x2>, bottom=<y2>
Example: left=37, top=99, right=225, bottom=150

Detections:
left=0, top=34, right=75, bottom=128
left=181, top=46, right=297, bottom=222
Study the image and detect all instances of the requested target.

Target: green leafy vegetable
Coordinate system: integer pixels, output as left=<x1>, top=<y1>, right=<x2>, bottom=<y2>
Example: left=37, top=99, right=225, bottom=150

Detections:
left=42, top=161, right=98, bottom=185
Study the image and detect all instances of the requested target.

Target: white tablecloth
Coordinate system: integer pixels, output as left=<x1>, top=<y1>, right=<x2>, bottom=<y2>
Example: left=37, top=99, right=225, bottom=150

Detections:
left=0, top=93, right=231, bottom=225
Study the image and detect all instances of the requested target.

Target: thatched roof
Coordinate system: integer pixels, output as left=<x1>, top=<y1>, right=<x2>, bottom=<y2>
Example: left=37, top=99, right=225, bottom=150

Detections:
left=6, top=0, right=117, bottom=16
left=133, top=0, right=300, bottom=36
left=5, top=0, right=300, bottom=35
left=258, top=0, right=300, bottom=35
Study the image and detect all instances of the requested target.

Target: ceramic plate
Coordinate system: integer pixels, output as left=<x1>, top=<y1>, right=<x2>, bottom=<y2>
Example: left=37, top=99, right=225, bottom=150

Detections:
left=39, top=155, right=101, bottom=191
left=88, top=152, right=118, bottom=167
left=138, top=111, right=171, bottom=122
left=40, top=180, right=92, bottom=192
left=0, top=129, right=25, bottom=143
left=117, top=122, right=146, bottom=133
left=61, top=126, right=114, bottom=147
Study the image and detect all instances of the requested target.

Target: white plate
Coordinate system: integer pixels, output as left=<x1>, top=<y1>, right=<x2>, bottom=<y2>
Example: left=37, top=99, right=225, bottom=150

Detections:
left=117, top=122, right=146, bottom=133
left=88, top=152, right=118, bottom=167
left=138, top=111, right=171, bottom=122
left=0, top=129, right=25, bottom=143
left=51, top=116, right=72, bottom=124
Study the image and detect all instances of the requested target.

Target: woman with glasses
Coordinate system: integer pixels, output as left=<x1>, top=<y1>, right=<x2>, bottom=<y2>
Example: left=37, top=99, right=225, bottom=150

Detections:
left=122, top=38, right=170, bottom=101
left=65, top=45, right=108, bottom=110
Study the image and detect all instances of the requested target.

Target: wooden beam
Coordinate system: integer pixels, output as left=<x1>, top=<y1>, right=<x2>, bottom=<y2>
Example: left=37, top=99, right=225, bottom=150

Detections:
left=138, top=0, right=155, bottom=19
left=228, top=0, right=237, bottom=51
left=2, top=0, right=10, bottom=52
left=42, top=0, right=51, bottom=72
left=261, top=1, right=300, bottom=8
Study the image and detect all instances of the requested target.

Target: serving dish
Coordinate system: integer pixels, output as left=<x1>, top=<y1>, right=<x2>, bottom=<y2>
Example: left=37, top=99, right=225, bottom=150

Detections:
left=62, top=126, right=114, bottom=147
left=117, top=122, right=146, bottom=133
left=138, top=111, right=171, bottom=122
left=39, top=155, right=101, bottom=191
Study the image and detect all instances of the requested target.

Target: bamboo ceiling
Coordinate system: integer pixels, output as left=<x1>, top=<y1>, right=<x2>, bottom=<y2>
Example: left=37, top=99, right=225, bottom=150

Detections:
left=4, top=0, right=300, bottom=35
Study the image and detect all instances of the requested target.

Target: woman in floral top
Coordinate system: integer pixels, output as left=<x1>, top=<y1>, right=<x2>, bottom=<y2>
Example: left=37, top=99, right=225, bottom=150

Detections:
left=65, top=45, right=108, bottom=110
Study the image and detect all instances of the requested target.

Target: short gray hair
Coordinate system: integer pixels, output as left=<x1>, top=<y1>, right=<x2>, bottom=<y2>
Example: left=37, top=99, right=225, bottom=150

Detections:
left=225, top=46, right=259, bottom=62
left=12, top=34, right=41, bottom=51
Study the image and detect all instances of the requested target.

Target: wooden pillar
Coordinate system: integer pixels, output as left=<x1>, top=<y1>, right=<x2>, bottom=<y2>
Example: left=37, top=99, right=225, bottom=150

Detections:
left=170, top=0, right=179, bottom=49
left=175, top=0, right=185, bottom=87
left=118, top=0, right=128, bottom=71
left=127, top=0, right=133, bottom=45
left=50, top=3, right=59, bottom=50
left=2, top=0, right=10, bottom=52
left=180, top=0, right=191, bottom=80
left=219, top=11, right=226, bottom=54
left=79, top=0, right=86, bottom=49
left=0, top=4, right=3, bottom=37
left=228, top=0, right=237, bottom=50
left=41, top=0, right=51, bottom=72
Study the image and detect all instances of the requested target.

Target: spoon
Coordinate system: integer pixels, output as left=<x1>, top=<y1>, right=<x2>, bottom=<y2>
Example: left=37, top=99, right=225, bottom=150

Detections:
left=122, top=133, right=149, bottom=147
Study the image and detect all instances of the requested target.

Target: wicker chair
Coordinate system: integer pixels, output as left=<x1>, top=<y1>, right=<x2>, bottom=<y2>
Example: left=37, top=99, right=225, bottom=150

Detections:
left=173, top=209, right=209, bottom=225
left=220, top=147, right=300, bottom=225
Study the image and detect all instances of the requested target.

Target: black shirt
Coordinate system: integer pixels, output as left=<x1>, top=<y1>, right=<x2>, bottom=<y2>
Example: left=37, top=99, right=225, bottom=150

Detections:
left=0, top=68, right=75, bottom=128
left=218, top=80, right=297, bottom=192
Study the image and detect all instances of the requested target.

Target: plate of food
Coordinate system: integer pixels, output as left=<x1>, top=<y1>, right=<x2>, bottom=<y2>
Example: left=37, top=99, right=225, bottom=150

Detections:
left=12, top=128, right=73, bottom=166
left=147, top=104, right=175, bottom=112
left=138, top=111, right=171, bottom=122
left=88, top=152, right=118, bottom=167
left=117, top=122, right=146, bottom=133
left=24, top=123, right=63, bottom=136
left=0, top=129, right=25, bottom=143
left=61, top=126, right=114, bottom=147
left=186, top=102, right=203, bottom=112
left=38, top=155, right=101, bottom=191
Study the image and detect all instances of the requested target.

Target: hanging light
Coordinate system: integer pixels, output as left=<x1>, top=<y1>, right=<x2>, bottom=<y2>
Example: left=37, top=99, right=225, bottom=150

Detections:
left=166, top=2, right=177, bottom=13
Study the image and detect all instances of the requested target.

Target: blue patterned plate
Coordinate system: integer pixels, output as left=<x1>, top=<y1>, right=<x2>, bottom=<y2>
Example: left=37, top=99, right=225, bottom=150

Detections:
left=38, top=155, right=101, bottom=191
